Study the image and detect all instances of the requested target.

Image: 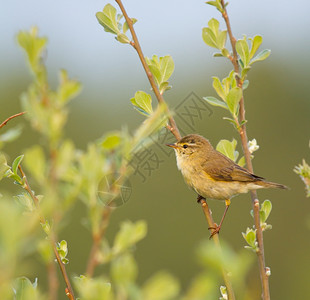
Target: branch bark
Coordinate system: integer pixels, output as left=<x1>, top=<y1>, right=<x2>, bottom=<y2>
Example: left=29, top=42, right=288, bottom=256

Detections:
left=200, top=199, right=235, bottom=300
left=0, top=111, right=26, bottom=129
left=220, top=1, right=270, bottom=299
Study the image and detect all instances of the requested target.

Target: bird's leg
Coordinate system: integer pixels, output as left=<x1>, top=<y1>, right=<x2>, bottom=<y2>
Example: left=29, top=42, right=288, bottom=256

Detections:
left=197, top=194, right=206, bottom=203
left=208, top=199, right=231, bottom=239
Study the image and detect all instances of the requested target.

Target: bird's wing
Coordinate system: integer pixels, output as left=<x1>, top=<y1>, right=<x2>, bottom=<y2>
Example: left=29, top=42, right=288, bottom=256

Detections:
left=202, top=151, right=264, bottom=182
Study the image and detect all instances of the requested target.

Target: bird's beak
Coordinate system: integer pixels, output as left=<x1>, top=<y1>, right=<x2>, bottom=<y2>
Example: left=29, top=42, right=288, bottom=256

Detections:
left=166, top=143, right=179, bottom=149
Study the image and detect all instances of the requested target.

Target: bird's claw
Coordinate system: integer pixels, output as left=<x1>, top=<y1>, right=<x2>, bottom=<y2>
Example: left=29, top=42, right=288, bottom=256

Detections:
left=208, top=223, right=221, bottom=239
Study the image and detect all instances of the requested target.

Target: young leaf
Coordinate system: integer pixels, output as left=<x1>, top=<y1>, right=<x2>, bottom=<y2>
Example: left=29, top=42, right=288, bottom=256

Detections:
left=116, top=33, right=130, bottom=44
left=142, top=272, right=180, bottom=300
left=12, top=155, right=24, bottom=175
left=249, top=35, right=263, bottom=59
left=203, top=96, right=228, bottom=110
left=0, top=153, right=10, bottom=180
left=216, top=139, right=239, bottom=162
left=160, top=56, right=175, bottom=83
left=212, top=76, right=226, bottom=101
left=57, top=69, right=82, bottom=104
left=206, top=0, right=224, bottom=13
left=250, top=49, right=271, bottom=65
left=261, top=199, right=272, bottom=222
left=202, top=27, right=218, bottom=49
left=226, top=87, right=242, bottom=116
left=123, top=18, right=137, bottom=33
left=131, top=91, right=153, bottom=116
left=14, top=277, right=39, bottom=300
left=96, top=4, right=119, bottom=35
left=236, top=37, right=250, bottom=67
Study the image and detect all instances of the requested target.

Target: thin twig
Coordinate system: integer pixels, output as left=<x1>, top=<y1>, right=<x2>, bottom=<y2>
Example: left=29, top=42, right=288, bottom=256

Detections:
left=200, top=199, right=235, bottom=300
left=0, top=111, right=26, bottom=129
left=220, top=1, right=270, bottom=299
left=86, top=207, right=112, bottom=277
left=18, top=165, right=75, bottom=300
left=115, top=0, right=181, bottom=141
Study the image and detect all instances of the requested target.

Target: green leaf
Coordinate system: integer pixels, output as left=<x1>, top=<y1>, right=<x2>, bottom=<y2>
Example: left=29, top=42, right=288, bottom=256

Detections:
left=216, top=139, right=239, bottom=162
left=242, top=228, right=258, bottom=251
left=0, top=125, right=23, bottom=145
left=249, top=35, right=263, bottom=59
left=116, top=33, right=130, bottom=44
left=57, top=69, right=82, bottom=104
left=221, top=47, right=230, bottom=58
left=113, top=220, right=147, bottom=255
left=212, top=76, right=226, bottom=101
left=160, top=56, right=175, bottom=82
left=238, top=156, right=246, bottom=167
left=131, top=91, right=153, bottom=116
left=111, top=253, right=138, bottom=285
left=0, top=153, right=10, bottom=180
left=243, top=80, right=249, bottom=90
left=17, top=27, right=47, bottom=72
left=12, top=155, right=24, bottom=175
left=14, top=193, right=36, bottom=212
left=142, top=272, right=180, bottom=300
left=261, top=200, right=272, bottom=222
left=101, top=132, right=121, bottom=150
left=159, top=81, right=172, bottom=94
left=206, top=0, right=224, bottom=12
left=236, top=37, right=250, bottom=67
left=24, top=146, right=45, bottom=184
left=250, top=49, right=271, bottom=64
left=223, top=117, right=239, bottom=129
left=241, top=66, right=251, bottom=80
left=226, top=87, right=242, bottom=115
left=96, top=4, right=119, bottom=35
left=202, top=18, right=224, bottom=49
left=74, top=276, right=111, bottom=300
left=203, top=96, right=228, bottom=110
left=14, top=277, right=39, bottom=300
left=123, top=18, right=137, bottom=33
left=148, top=64, right=161, bottom=86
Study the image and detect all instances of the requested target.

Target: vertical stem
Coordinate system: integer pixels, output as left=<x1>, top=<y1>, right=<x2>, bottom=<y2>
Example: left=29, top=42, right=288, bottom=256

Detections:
left=200, top=200, right=235, bottom=300
left=220, top=1, right=270, bottom=299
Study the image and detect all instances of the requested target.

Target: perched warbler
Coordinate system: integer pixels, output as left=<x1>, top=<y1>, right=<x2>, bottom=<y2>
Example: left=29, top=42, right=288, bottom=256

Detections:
left=167, top=134, right=287, bottom=238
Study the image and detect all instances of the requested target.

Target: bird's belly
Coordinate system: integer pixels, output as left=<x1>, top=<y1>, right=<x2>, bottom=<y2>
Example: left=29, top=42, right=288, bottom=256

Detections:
left=182, top=170, right=263, bottom=200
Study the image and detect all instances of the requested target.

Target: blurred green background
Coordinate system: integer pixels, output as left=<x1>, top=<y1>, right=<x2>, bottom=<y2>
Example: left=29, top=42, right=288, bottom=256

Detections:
left=1, top=0, right=310, bottom=299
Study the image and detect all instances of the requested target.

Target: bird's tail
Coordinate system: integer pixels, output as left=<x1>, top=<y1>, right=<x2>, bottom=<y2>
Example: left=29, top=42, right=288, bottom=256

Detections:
left=257, top=180, right=288, bottom=190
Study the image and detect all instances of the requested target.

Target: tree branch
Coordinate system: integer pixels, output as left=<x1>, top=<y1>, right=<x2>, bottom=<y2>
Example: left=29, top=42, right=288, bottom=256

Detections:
left=85, top=207, right=112, bottom=277
left=220, top=1, right=270, bottom=299
left=0, top=111, right=26, bottom=129
left=200, top=199, right=235, bottom=300
left=18, top=165, right=75, bottom=300
left=115, top=0, right=181, bottom=141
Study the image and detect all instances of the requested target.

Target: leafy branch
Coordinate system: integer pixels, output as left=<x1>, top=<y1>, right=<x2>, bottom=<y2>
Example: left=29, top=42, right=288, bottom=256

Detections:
left=4, top=157, right=76, bottom=299
left=96, top=1, right=235, bottom=298
left=203, top=0, right=272, bottom=298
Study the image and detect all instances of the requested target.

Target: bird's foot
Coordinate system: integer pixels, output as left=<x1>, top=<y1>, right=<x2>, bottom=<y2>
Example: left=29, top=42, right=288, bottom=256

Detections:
left=208, top=223, right=221, bottom=239
left=197, top=195, right=205, bottom=203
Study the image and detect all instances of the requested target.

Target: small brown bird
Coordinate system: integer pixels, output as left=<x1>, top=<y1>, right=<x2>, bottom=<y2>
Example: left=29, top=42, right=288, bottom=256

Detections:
left=167, top=134, right=287, bottom=238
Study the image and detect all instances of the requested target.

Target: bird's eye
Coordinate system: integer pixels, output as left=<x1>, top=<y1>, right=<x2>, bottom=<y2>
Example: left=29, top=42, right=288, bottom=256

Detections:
left=183, top=144, right=188, bottom=149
